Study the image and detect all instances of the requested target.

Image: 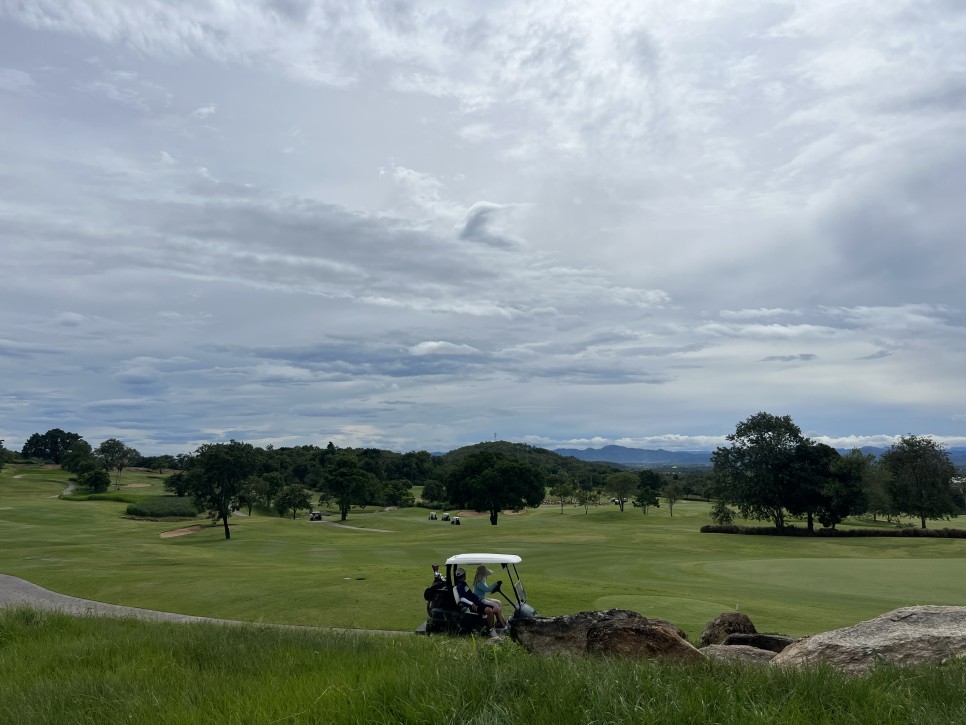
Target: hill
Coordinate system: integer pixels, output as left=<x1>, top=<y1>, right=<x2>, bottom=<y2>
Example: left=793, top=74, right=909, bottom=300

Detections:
left=553, top=445, right=712, bottom=468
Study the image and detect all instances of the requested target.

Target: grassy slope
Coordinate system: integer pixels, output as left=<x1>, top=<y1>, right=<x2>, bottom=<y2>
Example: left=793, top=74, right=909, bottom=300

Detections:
left=3, top=608, right=966, bottom=725
left=3, top=464, right=966, bottom=638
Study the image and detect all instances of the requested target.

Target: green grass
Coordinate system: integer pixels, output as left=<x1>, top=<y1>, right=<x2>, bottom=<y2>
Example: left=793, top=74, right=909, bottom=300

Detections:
left=3, top=608, right=966, bottom=724
left=3, top=464, right=966, bottom=638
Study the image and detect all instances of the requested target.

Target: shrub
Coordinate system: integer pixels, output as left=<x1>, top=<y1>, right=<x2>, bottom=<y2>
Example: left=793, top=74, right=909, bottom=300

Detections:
left=126, top=496, right=200, bottom=518
left=700, top=524, right=966, bottom=538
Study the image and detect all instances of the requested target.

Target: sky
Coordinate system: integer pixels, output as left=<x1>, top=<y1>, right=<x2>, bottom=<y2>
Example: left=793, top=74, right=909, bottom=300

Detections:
left=1, top=1, right=965, bottom=457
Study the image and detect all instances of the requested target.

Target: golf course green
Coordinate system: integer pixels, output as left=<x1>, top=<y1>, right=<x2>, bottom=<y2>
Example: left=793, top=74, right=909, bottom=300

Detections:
left=2, top=463, right=965, bottom=639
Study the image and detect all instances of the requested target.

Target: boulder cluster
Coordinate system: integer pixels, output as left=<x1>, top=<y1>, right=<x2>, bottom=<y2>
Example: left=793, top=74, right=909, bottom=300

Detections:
left=508, top=605, right=966, bottom=674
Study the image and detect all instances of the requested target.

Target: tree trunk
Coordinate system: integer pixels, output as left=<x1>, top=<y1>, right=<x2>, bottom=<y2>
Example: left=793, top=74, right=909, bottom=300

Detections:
left=807, top=512, right=814, bottom=533
left=222, top=508, right=231, bottom=540
left=489, top=509, right=498, bottom=526
left=921, top=515, right=927, bottom=529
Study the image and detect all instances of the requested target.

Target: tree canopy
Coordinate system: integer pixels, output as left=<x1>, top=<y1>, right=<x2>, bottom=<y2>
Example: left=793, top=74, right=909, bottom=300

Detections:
left=21, top=429, right=83, bottom=464
left=184, top=441, right=259, bottom=539
left=882, top=435, right=957, bottom=529
left=445, top=450, right=545, bottom=525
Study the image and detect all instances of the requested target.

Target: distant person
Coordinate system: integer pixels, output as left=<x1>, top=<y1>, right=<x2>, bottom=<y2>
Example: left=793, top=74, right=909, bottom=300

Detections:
left=454, top=568, right=507, bottom=631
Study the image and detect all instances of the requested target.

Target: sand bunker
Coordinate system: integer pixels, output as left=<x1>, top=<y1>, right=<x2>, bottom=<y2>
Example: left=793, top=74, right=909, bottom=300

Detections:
left=124, top=483, right=151, bottom=488
left=160, top=525, right=203, bottom=538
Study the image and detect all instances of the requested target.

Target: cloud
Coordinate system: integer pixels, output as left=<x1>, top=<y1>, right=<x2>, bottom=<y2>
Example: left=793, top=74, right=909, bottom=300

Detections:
left=0, top=67, right=34, bottom=93
left=761, top=354, right=818, bottom=363
left=1, top=1, right=964, bottom=454
left=191, top=103, right=216, bottom=119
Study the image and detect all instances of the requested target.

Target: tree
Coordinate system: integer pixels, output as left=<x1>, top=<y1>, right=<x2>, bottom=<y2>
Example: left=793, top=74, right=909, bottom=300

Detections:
left=163, top=471, right=191, bottom=497
left=275, top=484, right=312, bottom=519
left=786, top=441, right=840, bottom=532
left=819, top=448, right=870, bottom=529
left=420, top=479, right=447, bottom=506
left=864, top=458, right=899, bottom=523
left=321, top=452, right=377, bottom=521
left=21, top=429, right=83, bottom=464
left=606, top=472, right=637, bottom=512
left=575, top=476, right=602, bottom=515
left=95, top=438, right=140, bottom=490
left=143, top=454, right=176, bottom=473
left=78, top=469, right=110, bottom=493
left=709, top=500, right=735, bottom=525
left=633, top=486, right=660, bottom=514
left=548, top=471, right=575, bottom=513
left=445, top=451, right=545, bottom=525
left=380, top=479, right=415, bottom=507
left=882, top=435, right=957, bottom=529
left=662, top=481, right=684, bottom=517
left=61, top=440, right=96, bottom=475
left=237, top=476, right=259, bottom=516
left=638, top=469, right=664, bottom=492
left=185, top=441, right=258, bottom=539
left=710, top=412, right=808, bottom=532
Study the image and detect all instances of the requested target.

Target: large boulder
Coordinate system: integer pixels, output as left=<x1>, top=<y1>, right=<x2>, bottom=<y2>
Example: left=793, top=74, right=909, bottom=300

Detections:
left=700, top=612, right=757, bottom=647
left=722, top=633, right=797, bottom=653
left=773, top=605, right=966, bottom=673
left=586, top=618, right=704, bottom=662
left=700, top=644, right=777, bottom=664
left=510, top=609, right=645, bottom=655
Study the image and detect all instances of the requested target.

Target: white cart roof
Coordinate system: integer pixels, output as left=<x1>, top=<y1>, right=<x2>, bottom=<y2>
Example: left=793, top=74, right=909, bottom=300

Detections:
left=445, top=553, right=522, bottom=565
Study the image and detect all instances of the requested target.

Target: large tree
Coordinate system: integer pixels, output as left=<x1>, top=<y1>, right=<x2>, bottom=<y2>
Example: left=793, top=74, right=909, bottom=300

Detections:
left=445, top=451, right=545, bottom=525
left=95, top=438, right=140, bottom=490
left=786, top=440, right=841, bottom=532
left=882, top=435, right=957, bottom=529
left=61, top=440, right=97, bottom=475
left=186, top=441, right=258, bottom=539
left=275, top=484, right=312, bottom=519
left=606, top=472, right=638, bottom=512
left=819, top=448, right=871, bottom=529
left=21, top=429, right=83, bottom=464
left=321, top=452, right=377, bottom=521
left=710, top=412, right=808, bottom=532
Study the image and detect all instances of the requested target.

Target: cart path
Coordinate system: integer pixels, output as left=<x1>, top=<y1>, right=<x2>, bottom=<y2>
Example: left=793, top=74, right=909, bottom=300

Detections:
left=0, top=573, right=407, bottom=635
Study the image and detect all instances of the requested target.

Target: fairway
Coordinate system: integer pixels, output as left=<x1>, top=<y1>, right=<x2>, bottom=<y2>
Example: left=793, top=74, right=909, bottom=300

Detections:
left=2, top=464, right=965, bottom=639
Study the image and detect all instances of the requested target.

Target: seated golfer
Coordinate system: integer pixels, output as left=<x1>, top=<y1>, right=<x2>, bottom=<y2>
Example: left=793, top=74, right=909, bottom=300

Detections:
left=473, top=565, right=507, bottom=624
left=454, top=568, right=507, bottom=630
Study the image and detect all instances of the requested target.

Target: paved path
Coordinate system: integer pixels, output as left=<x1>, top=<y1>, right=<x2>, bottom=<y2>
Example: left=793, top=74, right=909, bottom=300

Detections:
left=0, top=573, right=408, bottom=635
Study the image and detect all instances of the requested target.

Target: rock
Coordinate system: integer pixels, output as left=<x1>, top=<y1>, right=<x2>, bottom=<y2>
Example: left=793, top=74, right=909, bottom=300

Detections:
left=700, top=644, right=776, bottom=664
left=510, top=609, right=644, bottom=655
left=722, top=633, right=796, bottom=653
left=700, top=612, right=757, bottom=648
left=586, top=618, right=705, bottom=662
left=772, top=605, right=966, bottom=674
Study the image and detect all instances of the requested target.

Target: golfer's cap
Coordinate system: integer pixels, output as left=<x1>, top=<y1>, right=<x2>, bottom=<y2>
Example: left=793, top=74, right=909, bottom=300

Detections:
left=476, top=565, right=493, bottom=576
left=455, top=568, right=466, bottom=579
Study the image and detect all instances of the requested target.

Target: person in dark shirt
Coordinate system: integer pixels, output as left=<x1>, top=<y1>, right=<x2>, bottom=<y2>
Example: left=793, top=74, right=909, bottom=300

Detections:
left=454, top=568, right=507, bottom=631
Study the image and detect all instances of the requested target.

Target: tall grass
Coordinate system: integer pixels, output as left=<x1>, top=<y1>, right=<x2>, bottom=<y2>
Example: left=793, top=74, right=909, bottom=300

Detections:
left=2, top=608, right=965, bottom=724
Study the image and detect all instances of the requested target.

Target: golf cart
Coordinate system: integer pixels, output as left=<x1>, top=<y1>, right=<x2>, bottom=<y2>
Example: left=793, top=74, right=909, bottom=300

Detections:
left=417, top=553, right=537, bottom=635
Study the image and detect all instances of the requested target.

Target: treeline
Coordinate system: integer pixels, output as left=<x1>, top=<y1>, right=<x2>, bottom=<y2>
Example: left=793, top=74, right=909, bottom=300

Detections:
left=708, top=412, right=964, bottom=532
left=10, top=430, right=630, bottom=536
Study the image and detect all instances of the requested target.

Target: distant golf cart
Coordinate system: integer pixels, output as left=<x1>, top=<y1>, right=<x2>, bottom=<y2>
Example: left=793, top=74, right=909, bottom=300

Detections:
left=309, top=511, right=323, bottom=521
left=417, top=553, right=537, bottom=635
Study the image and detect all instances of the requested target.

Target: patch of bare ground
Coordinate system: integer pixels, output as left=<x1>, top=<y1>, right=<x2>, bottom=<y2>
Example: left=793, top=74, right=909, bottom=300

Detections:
left=160, top=525, right=204, bottom=538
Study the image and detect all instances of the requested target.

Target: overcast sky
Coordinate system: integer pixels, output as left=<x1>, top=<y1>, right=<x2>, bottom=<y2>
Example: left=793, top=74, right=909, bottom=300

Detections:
left=2, top=1, right=965, bottom=456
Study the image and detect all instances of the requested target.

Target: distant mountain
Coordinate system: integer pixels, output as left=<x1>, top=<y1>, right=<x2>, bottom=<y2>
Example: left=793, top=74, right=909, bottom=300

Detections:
left=553, top=445, right=712, bottom=467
